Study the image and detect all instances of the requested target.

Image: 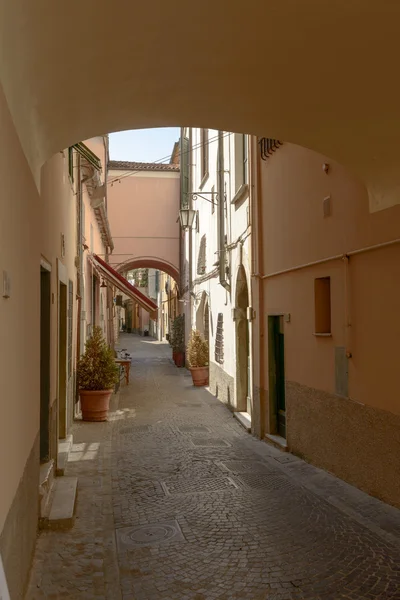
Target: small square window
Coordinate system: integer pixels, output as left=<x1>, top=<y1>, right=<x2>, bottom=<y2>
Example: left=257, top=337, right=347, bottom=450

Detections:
left=314, top=277, right=331, bottom=334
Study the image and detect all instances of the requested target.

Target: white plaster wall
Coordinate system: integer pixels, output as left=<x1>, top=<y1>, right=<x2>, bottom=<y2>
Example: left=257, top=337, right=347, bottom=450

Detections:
left=189, top=129, right=252, bottom=405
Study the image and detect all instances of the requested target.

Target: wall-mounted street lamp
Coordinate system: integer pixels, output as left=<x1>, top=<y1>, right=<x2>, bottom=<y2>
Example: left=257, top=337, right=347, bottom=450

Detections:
left=179, top=207, right=197, bottom=230
left=187, top=192, right=220, bottom=204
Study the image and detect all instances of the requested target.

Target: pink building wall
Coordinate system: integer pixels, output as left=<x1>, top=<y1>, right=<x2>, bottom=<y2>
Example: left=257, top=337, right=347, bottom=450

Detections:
left=107, top=164, right=180, bottom=280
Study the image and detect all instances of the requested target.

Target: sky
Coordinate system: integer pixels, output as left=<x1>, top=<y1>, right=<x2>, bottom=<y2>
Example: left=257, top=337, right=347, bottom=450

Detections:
left=109, top=128, right=180, bottom=163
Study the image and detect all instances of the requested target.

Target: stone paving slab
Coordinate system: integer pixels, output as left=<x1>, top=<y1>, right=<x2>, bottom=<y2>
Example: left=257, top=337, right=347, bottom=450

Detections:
left=25, top=335, right=400, bottom=599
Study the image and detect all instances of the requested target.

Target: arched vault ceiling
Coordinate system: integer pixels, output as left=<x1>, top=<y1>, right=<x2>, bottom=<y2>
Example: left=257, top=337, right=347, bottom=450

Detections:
left=1, top=0, right=400, bottom=211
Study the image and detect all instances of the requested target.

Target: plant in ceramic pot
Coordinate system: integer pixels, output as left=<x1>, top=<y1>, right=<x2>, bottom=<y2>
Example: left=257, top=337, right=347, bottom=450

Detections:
left=187, top=329, right=209, bottom=386
left=77, top=326, right=119, bottom=421
left=168, top=325, right=176, bottom=362
left=172, top=315, right=185, bottom=367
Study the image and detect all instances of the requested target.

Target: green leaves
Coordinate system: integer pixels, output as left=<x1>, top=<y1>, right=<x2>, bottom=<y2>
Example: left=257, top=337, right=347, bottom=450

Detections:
left=171, top=315, right=185, bottom=352
left=77, top=326, right=119, bottom=390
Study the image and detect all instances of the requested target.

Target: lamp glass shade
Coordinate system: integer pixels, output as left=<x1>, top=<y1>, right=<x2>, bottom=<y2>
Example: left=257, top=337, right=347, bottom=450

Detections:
left=179, top=208, right=196, bottom=229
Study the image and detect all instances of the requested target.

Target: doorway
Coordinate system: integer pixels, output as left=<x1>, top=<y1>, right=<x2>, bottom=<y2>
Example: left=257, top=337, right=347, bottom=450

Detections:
left=58, top=282, right=68, bottom=439
left=40, top=267, right=51, bottom=462
left=235, top=267, right=250, bottom=414
left=268, top=315, right=286, bottom=438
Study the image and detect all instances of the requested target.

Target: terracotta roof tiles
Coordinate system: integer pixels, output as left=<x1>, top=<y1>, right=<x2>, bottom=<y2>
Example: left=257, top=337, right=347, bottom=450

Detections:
left=108, top=160, right=179, bottom=172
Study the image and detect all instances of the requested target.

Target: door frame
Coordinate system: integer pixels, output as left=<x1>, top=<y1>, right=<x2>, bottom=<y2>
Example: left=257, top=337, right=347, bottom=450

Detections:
left=267, top=314, right=286, bottom=438
left=57, top=259, right=68, bottom=441
left=40, top=260, right=51, bottom=462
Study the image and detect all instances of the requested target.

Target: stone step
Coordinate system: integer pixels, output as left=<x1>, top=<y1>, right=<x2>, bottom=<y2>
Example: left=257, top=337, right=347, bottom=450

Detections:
left=56, top=434, right=73, bottom=475
left=233, top=411, right=252, bottom=432
left=39, top=459, right=55, bottom=518
left=264, top=433, right=288, bottom=452
left=39, top=476, right=78, bottom=530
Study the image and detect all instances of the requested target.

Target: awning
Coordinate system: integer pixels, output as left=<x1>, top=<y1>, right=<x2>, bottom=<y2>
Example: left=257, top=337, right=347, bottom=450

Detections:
left=90, top=254, right=158, bottom=319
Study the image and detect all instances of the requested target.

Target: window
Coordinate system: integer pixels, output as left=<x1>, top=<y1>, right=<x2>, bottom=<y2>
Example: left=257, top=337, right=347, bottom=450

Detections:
left=68, top=147, right=74, bottom=182
left=233, top=134, right=249, bottom=201
left=314, top=277, right=331, bottom=334
left=197, top=235, right=206, bottom=275
left=200, top=128, right=209, bottom=183
left=243, top=135, right=248, bottom=185
left=215, top=313, right=224, bottom=363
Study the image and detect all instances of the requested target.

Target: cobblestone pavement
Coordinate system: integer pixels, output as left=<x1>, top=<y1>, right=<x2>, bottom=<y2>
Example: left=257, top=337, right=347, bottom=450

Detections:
left=26, top=335, right=400, bottom=600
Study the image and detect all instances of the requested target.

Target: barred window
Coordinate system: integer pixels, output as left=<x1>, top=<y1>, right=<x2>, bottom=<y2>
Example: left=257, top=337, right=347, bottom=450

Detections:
left=215, top=313, right=224, bottom=364
left=197, top=235, right=206, bottom=275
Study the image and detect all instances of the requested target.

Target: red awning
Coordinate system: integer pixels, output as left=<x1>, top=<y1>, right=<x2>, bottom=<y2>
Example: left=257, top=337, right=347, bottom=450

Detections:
left=91, top=254, right=158, bottom=319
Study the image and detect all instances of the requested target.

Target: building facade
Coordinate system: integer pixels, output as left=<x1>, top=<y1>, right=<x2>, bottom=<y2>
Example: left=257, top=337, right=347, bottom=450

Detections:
left=181, top=128, right=253, bottom=425
left=252, top=139, right=400, bottom=507
left=180, top=130, right=400, bottom=508
left=0, top=127, right=115, bottom=598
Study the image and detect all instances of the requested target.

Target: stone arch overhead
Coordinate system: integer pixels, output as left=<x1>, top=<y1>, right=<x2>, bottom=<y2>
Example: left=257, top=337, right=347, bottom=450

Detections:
left=3, top=1, right=400, bottom=211
left=113, top=256, right=179, bottom=284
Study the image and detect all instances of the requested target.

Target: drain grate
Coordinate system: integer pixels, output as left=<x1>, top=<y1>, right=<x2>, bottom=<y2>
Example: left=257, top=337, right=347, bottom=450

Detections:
left=219, top=460, right=275, bottom=474
left=178, top=425, right=211, bottom=434
left=162, top=476, right=237, bottom=496
left=119, top=425, right=151, bottom=435
left=176, top=402, right=203, bottom=408
left=191, top=438, right=231, bottom=447
left=237, top=473, right=295, bottom=491
left=116, top=520, right=185, bottom=550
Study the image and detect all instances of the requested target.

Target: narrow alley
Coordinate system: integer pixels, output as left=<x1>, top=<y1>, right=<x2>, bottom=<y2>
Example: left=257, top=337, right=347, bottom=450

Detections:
left=26, top=335, right=400, bottom=600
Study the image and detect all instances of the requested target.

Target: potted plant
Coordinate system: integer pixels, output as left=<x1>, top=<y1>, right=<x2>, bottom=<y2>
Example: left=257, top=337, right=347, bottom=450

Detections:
left=172, top=315, right=185, bottom=367
left=187, top=329, right=209, bottom=385
left=77, top=326, right=119, bottom=421
left=168, top=327, right=176, bottom=362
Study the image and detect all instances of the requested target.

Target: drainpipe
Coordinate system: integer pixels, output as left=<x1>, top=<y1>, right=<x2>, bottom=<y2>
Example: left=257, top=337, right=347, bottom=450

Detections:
left=218, top=130, right=230, bottom=292
left=104, top=137, right=115, bottom=350
left=188, top=127, right=193, bottom=334
left=255, top=139, right=266, bottom=438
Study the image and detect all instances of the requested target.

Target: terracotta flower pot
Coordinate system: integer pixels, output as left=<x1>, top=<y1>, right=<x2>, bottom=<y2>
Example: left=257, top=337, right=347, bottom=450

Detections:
left=189, top=366, right=209, bottom=386
left=79, top=389, right=113, bottom=422
left=175, top=351, right=185, bottom=367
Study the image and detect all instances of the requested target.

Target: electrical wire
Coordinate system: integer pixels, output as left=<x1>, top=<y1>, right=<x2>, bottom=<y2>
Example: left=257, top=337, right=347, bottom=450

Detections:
left=106, top=131, right=233, bottom=187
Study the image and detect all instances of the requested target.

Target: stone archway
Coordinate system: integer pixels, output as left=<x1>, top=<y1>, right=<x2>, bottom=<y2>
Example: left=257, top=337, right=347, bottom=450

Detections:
left=235, top=266, right=250, bottom=414
left=3, top=2, right=400, bottom=211
left=115, top=257, right=179, bottom=285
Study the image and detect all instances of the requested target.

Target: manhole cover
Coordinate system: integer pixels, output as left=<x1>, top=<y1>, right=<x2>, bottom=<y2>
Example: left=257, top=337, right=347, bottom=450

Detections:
left=178, top=425, right=211, bottom=434
left=191, top=438, right=231, bottom=447
left=237, top=473, right=295, bottom=491
left=162, top=476, right=237, bottom=496
left=119, top=425, right=151, bottom=435
left=219, top=460, right=275, bottom=474
left=116, top=520, right=185, bottom=550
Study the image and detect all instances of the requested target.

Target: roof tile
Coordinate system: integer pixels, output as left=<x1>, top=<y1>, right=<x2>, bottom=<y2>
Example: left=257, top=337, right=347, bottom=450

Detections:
left=108, top=160, right=179, bottom=172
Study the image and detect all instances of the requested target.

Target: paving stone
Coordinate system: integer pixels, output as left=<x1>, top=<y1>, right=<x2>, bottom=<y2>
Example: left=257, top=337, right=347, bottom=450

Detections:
left=25, top=335, right=400, bottom=600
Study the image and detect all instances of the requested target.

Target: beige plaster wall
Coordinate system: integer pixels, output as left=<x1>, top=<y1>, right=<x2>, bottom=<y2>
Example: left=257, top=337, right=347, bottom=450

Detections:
left=261, top=143, right=400, bottom=416
left=40, top=151, right=77, bottom=425
left=0, top=83, right=41, bottom=568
